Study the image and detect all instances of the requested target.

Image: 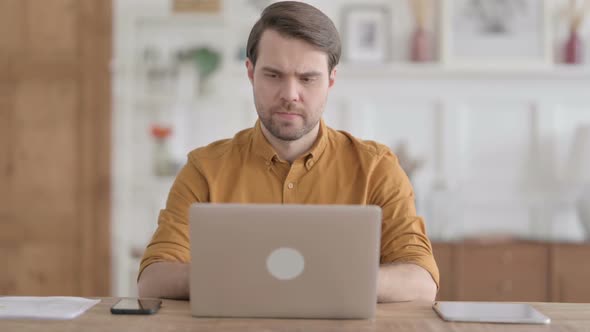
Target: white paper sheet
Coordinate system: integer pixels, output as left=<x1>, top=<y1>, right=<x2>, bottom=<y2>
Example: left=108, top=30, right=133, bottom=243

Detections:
left=0, top=297, right=101, bottom=320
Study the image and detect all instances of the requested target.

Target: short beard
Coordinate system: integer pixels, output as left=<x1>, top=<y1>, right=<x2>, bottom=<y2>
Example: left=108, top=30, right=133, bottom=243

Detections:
left=257, top=104, right=318, bottom=141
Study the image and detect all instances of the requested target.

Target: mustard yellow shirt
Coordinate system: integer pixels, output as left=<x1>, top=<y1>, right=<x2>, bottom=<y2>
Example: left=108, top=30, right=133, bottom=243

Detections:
left=140, top=120, right=439, bottom=287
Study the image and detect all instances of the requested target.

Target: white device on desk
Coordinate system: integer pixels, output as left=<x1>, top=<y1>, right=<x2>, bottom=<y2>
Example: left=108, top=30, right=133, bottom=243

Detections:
left=189, top=203, right=382, bottom=319
left=433, top=301, right=551, bottom=324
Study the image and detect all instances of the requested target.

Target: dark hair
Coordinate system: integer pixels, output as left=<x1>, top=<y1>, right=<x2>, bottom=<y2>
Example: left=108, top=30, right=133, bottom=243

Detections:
left=246, top=1, right=341, bottom=72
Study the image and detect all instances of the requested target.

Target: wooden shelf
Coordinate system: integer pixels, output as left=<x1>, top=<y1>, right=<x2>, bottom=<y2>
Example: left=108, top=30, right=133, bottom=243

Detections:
left=335, top=63, right=590, bottom=80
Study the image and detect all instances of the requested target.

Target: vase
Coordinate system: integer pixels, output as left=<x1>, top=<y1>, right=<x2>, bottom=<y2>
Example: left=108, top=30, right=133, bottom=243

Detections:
left=564, top=29, right=583, bottom=65
left=153, top=139, right=174, bottom=177
left=410, top=27, right=430, bottom=62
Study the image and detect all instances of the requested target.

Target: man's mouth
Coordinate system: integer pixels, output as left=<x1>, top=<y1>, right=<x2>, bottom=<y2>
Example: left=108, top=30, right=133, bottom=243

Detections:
left=275, top=112, right=301, bottom=119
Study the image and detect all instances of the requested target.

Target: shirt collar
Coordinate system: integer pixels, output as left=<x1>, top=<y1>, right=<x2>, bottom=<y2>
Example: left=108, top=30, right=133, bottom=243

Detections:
left=306, top=119, right=328, bottom=162
left=251, top=118, right=329, bottom=165
left=252, top=120, right=278, bottom=163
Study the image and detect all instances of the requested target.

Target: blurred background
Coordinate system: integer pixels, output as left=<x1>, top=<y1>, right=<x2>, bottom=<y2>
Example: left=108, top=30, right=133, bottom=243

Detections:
left=2, top=0, right=590, bottom=302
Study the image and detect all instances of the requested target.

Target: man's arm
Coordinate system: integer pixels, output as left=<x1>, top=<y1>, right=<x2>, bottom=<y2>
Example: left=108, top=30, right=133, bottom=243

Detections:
left=137, top=262, right=190, bottom=300
left=136, top=261, right=435, bottom=302
left=367, top=147, right=440, bottom=302
left=138, top=159, right=207, bottom=299
left=377, top=263, right=437, bottom=302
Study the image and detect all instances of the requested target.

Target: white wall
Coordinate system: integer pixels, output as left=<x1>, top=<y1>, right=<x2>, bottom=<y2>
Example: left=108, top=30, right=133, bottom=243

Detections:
left=112, top=0, right=590, bottom=296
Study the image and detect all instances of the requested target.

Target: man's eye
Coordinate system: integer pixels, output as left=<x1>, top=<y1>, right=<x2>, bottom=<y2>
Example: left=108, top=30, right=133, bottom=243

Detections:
left=301, top=77, right=315, bottom=83
left=265, top=74, right=278, bottom=79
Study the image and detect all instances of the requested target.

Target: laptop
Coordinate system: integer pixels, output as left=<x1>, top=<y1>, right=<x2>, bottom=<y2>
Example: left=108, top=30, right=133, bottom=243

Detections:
left=189, top=203, right=382, bottom=319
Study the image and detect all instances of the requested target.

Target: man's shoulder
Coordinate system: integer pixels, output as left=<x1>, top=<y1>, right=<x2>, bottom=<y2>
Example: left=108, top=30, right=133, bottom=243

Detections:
left=187, top=127, right=253, bottom=162
left=327, top=126, right=392, bottom=159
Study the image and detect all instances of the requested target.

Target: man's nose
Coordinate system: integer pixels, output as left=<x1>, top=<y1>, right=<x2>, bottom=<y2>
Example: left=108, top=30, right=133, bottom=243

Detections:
left=279, top=78, right=300, bottom=103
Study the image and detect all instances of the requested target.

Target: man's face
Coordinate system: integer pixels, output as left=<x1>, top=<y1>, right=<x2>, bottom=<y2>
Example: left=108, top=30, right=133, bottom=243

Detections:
left=246, top=29, right=336, bottom=141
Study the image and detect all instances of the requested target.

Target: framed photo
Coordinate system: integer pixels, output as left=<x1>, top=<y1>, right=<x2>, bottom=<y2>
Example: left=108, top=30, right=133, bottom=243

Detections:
left=441, top=0, right=552, bottom=69
left=172, top=0, right=221, bottom=14
left=342, top=6, right=391, bottom=63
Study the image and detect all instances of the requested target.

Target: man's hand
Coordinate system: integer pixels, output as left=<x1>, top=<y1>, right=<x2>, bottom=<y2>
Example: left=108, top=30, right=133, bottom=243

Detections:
left=377, top=263, right=437, bottom=302
left=137, top=262, right=190, bottom=299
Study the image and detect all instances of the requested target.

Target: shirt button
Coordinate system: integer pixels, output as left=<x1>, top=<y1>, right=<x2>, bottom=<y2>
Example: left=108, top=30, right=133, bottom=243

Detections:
left=287, top=182, right=294, bottom=189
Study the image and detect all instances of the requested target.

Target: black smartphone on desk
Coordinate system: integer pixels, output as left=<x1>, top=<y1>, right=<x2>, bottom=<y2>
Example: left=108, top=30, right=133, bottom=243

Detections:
left=110, top=298, right=162, bottom=315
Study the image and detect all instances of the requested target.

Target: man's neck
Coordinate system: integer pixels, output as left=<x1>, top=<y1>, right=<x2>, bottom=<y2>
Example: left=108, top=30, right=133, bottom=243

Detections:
left=261, top=123, right=320, bottom=163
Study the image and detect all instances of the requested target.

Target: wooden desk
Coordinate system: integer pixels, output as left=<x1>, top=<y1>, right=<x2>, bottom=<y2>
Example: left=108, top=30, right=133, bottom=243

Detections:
left=2, top=298, right=589, bottom=331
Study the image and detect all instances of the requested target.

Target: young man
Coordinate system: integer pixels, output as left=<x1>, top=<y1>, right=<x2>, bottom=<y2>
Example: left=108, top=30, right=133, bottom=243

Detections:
left=138, top=1, right=438, bottom=302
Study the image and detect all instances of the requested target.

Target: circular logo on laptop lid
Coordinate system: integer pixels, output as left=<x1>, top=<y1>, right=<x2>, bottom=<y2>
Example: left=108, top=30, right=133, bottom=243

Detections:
left=266, top=247, right=305, bottom=280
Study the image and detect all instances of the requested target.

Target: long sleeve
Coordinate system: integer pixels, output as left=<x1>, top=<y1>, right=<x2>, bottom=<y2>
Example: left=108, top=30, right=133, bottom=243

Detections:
left=138, top=157, right=209, bottom=278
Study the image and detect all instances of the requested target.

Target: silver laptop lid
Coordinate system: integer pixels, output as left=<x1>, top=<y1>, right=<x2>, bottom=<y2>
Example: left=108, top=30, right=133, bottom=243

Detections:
left=189, top=203, right=381, bottom=319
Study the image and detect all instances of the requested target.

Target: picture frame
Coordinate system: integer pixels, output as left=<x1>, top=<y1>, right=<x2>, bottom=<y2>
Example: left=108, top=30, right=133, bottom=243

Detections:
left=441, top=0, right=552, bottom=69
left=172, top=0, right=221, bottom=14
left=341, top=6, right=392, bottom=63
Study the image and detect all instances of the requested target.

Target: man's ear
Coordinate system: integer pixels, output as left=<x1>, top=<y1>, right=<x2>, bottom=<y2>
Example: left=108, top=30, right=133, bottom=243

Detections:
left=328, top=67, right=337, bottom=89
left=246, top=58, right=255, bottom=84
